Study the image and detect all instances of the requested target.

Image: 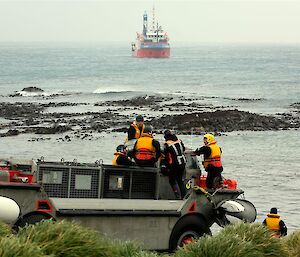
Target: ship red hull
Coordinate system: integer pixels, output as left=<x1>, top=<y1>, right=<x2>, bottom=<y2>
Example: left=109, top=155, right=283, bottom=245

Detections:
left=133, top=48, right=170, bottom=58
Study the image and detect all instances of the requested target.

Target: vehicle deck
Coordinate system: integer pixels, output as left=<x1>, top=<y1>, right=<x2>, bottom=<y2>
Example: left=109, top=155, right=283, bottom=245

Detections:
left=51, top=198, right=184, bottom=216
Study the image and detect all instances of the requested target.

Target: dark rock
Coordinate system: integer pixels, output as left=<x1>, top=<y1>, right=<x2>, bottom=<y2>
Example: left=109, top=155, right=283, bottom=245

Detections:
left=21, top=87, right=44, bottom=93
left=0, top=129, right=20, bottom=137
left=0, top=102, right=44, bottom=119
left=96, top=95, right=173, bottom=107
left=233, top=98, right=264, bottom=101
left=150, top=109, right=290, bottom=134
left=35, top=125, right=72, bottom=134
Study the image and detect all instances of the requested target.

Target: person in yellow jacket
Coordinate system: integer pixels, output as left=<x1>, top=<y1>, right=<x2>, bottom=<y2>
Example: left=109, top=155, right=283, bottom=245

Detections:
left=263, top=207, right=287, bottom=237
left=112, top=145, right=135, bottom=166
left=127, top=115, right=145, bottom=140
left=130, top=126, right=161, bottom=167
left=193, top=133, right=223, bottom=189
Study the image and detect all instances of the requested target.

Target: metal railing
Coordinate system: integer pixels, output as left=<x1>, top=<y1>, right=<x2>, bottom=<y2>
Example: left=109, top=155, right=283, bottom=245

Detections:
left=36, top=161, right=159, bottom=199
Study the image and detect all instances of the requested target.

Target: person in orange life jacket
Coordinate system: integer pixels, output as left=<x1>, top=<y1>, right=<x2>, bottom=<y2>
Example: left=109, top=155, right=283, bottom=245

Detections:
left=112, top=145, right=135, bottom=166
left=127, top=115, right=145, bottom=140
left=162, top=130, right=187, bottom=199
left=263, top=207, right=287, bottom=237
left=131, top=125, right=161, bottom=167
left=193, top=133, right=223, bottom=189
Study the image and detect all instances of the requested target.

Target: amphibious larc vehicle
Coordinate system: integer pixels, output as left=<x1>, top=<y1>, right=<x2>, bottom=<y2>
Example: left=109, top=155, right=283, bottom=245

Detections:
left=0, top=154, right=256, bottom=251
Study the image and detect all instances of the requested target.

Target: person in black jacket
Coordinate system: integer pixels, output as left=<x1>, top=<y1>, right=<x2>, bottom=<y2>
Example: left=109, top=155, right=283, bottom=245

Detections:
left=194, top=133, right=223, bottom=189
left=162, top=130, right=186, bottom=199
left=112, top=145, right=134, bottom=166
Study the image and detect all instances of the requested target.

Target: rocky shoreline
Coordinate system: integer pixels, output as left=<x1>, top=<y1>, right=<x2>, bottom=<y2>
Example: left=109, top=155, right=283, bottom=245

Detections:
left=0, top=90, right=299, bottom=140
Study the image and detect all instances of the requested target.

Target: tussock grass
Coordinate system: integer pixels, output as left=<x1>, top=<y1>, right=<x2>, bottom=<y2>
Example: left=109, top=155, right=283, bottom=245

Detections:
left=105, top=238, right=169, bottom=257
left=109, top=240, right=142, bottom=257
left=219, top=222, right=288, bottom=257
left=174, top=233, right=260, bottom=257
left=0, top=218, right=296, bottom=257
left=0, top=235, right=44, bottom=257
left=175, top=222, right=290, bottom=257
left=0, top=221, right=13, bottom=238
left=282, top=230, right=300, bottom=257
left=17, top=220, right=113, bottom=257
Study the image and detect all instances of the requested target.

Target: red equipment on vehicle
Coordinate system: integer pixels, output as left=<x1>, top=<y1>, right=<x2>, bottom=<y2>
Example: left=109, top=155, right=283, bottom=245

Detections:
left=0, top=160, right=34, bottom=184
left=194, top=175, right=237, bottom=190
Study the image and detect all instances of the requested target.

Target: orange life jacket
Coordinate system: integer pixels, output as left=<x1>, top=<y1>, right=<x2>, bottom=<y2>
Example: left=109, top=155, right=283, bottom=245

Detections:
left=112, top=152, right=126, bottom=166
left=134, top=134, right=156, bottom=161
left=265, top=214, right=281, bottom=233
left=203, top=142, right=222, bottom=168
left=131, top=122, right=145, bottom=139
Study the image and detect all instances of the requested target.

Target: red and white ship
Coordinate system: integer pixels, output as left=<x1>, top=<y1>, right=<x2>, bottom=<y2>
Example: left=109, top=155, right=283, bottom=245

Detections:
left=131, top=8, right=170, bottom=58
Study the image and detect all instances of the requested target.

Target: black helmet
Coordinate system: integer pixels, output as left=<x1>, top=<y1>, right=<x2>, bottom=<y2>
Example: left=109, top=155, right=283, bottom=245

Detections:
left=164, top=129, right=172, bottom=140
left=116, top=144, right=127, bottom=152
left=164, top=129, right=177, bottom=141
left=136, top=115, right=144, bottom=122
left=143, top=125, right=153, bottom=134
left=270, top=207, right=278, bottom=214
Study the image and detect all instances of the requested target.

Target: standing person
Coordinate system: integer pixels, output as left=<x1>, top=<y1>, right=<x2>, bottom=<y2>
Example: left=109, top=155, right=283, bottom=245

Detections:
left=263, top=208, right=287, bottom=238
left=163, top=130, right=187, bottom=199
left=131, top=126, right=161, bottom=167
left=193, top=133, right=223, bottom=189
left=112, top=145, right=134, bottom=166
left=127, top=115, right=145, bottom=140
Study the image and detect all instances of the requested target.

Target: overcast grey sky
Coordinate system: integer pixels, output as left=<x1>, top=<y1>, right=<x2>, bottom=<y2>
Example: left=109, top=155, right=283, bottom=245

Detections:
left=0, top=0, right=300, bottom=44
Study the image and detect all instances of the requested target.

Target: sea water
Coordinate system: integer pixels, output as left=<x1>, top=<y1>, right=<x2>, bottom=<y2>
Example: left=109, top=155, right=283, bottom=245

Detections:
left=0, top=42, right=299, bottom=232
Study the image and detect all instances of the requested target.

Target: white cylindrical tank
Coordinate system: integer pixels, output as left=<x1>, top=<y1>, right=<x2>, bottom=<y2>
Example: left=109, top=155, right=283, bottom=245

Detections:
left=0, top=196, right=20, bottom=224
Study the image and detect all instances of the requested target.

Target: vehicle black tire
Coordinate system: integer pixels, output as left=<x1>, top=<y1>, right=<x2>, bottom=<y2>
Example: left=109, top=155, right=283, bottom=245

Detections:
left=13, top=211, right=55, bottom=231
left=169, top=215, right=211, bottom=251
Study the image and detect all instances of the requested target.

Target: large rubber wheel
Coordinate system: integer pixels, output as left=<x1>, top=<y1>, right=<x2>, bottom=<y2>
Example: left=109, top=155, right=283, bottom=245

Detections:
left=169, top=215, right=211, bottom=251
left=13, top=212, right=54, bottom=231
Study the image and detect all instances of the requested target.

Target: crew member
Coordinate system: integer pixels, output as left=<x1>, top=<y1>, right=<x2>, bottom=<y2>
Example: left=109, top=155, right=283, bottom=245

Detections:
left=263, top=207, right=287, bottom=238
left=112, top=145, right=134, bottom=166
left=162, top=130, right=187, bottom=199
left=127, top=115, right=145, bottom=140
left=193, top=133, right=223, bottom=189
left=131, top=126, right=161, bottom=167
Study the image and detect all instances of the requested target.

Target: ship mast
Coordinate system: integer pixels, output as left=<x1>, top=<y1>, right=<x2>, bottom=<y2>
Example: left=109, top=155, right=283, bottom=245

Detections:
left=151, top=6, right=156, bottom=32
left=143, top=11, right=148, bottom=37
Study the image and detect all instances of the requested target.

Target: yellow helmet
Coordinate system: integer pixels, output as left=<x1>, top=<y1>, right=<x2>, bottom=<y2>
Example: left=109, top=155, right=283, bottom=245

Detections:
left=203, top=133, right=216, bottom=145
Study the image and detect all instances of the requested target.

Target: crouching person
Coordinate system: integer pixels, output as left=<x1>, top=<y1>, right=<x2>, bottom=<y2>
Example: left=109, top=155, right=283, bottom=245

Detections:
left=112, top=145, right=135, bottom=166
left=131, top=126, right=161, bottom=167
left=263, top=207, right=287, bottom=238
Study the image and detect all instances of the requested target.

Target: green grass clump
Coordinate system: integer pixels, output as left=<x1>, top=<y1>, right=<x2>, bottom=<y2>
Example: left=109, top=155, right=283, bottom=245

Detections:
left=0, top=221, right=13, bottom=238
left=174, top=233, right=260, bottom=257
left=282, top=230, right=300, bottom=257
left=0, top=235, right=44, bottom=257
left=17, top=220, right=113, bottom=257
left=219, top=222, right=288, bottom=257
left=134, top=251, right=169, bottom=257
left=106, top=238, right=169, bottom=257
left=174, top=222, right=291, bottom=257
left=109, top=240, right=142, bottom=257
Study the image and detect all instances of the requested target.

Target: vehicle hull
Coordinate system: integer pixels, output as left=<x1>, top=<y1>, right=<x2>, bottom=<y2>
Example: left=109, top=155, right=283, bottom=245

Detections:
left=132, top=47, right=170, bottom=58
